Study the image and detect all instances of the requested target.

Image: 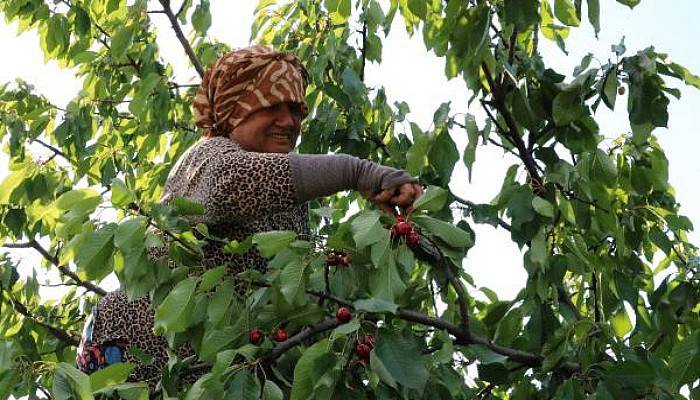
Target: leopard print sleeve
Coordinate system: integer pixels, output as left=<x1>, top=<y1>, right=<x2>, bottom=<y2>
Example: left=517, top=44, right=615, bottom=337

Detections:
left=198, top=143, right=298, bottom=223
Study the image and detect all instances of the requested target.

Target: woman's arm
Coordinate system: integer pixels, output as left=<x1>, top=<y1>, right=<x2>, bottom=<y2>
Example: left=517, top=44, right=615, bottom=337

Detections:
left=199, top=149, right=417, bottom=222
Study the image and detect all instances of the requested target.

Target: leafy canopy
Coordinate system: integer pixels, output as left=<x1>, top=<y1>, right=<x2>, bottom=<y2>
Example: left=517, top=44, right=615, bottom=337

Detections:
left=1, top=0, right=700, bottom=399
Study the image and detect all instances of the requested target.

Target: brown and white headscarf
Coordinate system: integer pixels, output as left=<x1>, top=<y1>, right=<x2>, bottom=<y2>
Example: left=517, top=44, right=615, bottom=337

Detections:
left=193, top=45, right=309, bottom=137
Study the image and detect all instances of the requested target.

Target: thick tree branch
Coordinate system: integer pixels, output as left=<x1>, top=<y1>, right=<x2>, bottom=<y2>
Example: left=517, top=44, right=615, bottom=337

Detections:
left=158, top=0, right=205, bottom=78
left=9, top=295, right=79, bottom=346
left=246, top=278, right=580, bottom=374
left=2, top=241, right=107, bottom=296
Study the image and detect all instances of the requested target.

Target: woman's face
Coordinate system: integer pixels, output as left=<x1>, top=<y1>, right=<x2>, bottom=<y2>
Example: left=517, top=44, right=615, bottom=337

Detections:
left=229, top=102, right=303, bottom=153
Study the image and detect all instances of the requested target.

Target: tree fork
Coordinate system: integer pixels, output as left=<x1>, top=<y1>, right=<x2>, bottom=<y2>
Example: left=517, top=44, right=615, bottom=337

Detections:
left=157, top=0, right=206, bottom=78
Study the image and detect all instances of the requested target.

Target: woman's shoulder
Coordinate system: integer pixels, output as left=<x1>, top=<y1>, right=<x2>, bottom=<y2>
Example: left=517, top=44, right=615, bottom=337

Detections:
left=188, top=136, right=243, bottom=158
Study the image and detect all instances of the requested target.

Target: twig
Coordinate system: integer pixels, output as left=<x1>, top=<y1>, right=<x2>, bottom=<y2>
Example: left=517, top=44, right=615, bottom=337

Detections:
left=31, top=138, right=68, bottom=159
left=2, top=241, right=107, bottom=296
left=158, top=0, right=205, bottom=78
left=422, top=236, right=470, bottom=331
left=360, top=11, right=367, bottom=82
left=451, top=194, right=512, bottom=232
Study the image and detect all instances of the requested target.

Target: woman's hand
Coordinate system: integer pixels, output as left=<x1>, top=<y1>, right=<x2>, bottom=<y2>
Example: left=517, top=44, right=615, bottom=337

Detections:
left=369, top=182, right=423, bottom=216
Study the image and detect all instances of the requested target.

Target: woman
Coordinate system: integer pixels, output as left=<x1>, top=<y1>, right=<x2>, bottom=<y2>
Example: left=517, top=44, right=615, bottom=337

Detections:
left=76, top=45, right=422, bottom=387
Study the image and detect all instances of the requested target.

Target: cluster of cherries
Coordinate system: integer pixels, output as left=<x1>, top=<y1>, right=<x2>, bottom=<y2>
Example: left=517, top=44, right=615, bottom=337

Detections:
left=326, top=249, right=351, bottom=267
left=390, top=214, right=420, bottom=246
left=248, top=327, right=288, bottom=345
left=354, top=334, right=375, bottom=361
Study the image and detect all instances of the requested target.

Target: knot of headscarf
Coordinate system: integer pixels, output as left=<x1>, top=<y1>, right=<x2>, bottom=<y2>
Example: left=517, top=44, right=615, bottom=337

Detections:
left=193, top=45, right=309, bottom=137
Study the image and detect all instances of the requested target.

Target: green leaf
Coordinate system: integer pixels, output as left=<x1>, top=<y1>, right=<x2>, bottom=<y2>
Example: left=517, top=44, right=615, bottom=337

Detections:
left=428, top=130, right=459, bottom=188
left=373, top=329, right=428, bottom=392
left=587, top=0, right=600, bottom=36
left=532, top=197, right=554, bottom=218
left=610, top=308, right=632, bottom=338
left=252, top=230, right=296, bottom=257
left=541, top=0, right=570, bottom=51
left=279, top=256, right=306, bottom=303
left=55, top=188, right=101, bottom=214
left=0, top=163, right=34, bottom=204
left=110, top=178, right=136, bottom=208
left=412, top=185, right=447, bottom=213
left=333, top=319, right=360, bottom=335
left=76, top=224, right=116, bottom=281
left=290, top=339, right=329, bottom=400
left=154, top=277, right=196, bottom=334
left=129, top=73, right=161, bottom=119
left=225, top=371, right=260, bottom=399
left=554, top=0, right=580, bottom=26
left=351, top=211, right=384, bottom=249
left=369, top=256, right=406, bottom=302
left=191, top=0, right=212, bottom=35
left=615, top=0, right=640, bottom=8
left=670, top=332, right=700, bottom=388
left=53, top=363, right=92, bottom=400
left=503, top=0, right=539, bottom=30
left=111, top=25, right=135, bottom=59
left=170, top=196, right=205, bottom=216
left=93, top=383, right=149, bottom=400
left=89, top=362, right=134, bottom=391
left=552, top=89, right=585, bottom=126
left=462, top=113, right=479, bottom=181
left=198, top=266, right=226, bottom=292
left=411, top=215, right=473, bottom=248
left=353, top=298, right=398, bottom=314
left=262, top=380, right=284, bottom=400
left=341, top=67, right=364, bottom=100
left=602, top=69, right=618, bottom=110
left=407, top=0, right=427, bottom=20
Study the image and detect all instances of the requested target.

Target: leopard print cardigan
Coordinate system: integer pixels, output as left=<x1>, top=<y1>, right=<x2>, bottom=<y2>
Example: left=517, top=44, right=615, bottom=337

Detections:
left=85, top=136, right=310, bottom=387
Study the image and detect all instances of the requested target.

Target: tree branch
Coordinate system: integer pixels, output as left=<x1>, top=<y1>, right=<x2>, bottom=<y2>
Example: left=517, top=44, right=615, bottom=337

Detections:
left=2, top=241, right=107, bottom=296
left=8, top=295, right=79, bottom=346
left=158, top=0, right=205, bottom=78
left=481, top=63, right=543, bottom=188
left=260, top=317, right=342, bottom=364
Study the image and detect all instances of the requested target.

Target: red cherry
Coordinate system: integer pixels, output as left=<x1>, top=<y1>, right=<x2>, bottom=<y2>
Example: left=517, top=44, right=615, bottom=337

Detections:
left=363, top=334, right=375, bottom=348
left=340, top=254, right=352, bottom=266
left=355, top=343, right=371, bottom=359
left=396, top=214, right=406, bottom=222
left=396, top=221, right=413, bottom=236
left=273, top=328, right=288, bottom=342
left=249, top=328, right=264, bottom=345
left=336, top=307, right=352, bottom=323
left=406, top=231, right=420, bottom=246
left=326, top=254, right=338, bottom=266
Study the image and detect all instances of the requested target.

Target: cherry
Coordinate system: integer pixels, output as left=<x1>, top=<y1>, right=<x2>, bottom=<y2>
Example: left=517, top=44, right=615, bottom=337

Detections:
left=406, top=231, right=420, bottom=246
left=355, top=343, right=371, bottom=360
left=273, top=328, right=288, bottom=342
left=395, top=221, right=413, bottom=236
left=363, top=334, right=375, bottom=348
left=396, top=214, right=406, bottom=222
left=618, top=86, right=626, bottom=95
left=336, top=307, right=352, bottom=323
left=326, top=253, right=338, bottom=266
left=249, top=328, right=264, bottom=345
left=340, top=254, right=351, bottom=266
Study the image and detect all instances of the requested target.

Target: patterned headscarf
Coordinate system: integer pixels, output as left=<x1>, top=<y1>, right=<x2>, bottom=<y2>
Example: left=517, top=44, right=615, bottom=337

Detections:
left=193, top=45, right=309, bottom=137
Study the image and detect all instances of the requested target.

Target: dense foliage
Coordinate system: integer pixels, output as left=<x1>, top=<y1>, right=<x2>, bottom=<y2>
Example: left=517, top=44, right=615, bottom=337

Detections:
left=1, top=0, right=700, bottom=398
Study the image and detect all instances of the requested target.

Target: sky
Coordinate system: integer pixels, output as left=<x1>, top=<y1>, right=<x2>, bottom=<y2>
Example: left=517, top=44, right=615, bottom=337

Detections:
left=1, top=0, right=698, bottom=303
